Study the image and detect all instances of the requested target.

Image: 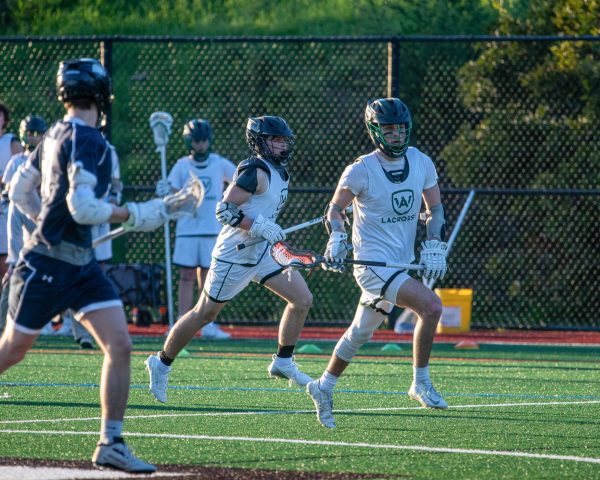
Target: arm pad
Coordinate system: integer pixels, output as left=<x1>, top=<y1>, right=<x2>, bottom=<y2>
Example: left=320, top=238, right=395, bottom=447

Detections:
left=66, top=161, right=113, bottom=225
left=9, top=161, right=42, bottom=221
left=426, top=203, right=446, bottom=241
left=216, top=201, right=244, bottom=227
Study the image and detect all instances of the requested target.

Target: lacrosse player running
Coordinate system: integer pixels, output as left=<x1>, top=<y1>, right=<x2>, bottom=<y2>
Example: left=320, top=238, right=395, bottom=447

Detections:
left=0, top=103, right=25, bottom=290
left=0, top=58, right=167, bottom=473
left=155, top=119, right=236, bottom=339
left=145, top=115, right=314, bottom=402
left=307, top=98, right=448, bottom=428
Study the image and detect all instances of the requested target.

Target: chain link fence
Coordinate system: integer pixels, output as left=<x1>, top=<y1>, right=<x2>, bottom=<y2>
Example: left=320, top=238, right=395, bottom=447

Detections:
left=0, top=36, right=598, bottom=329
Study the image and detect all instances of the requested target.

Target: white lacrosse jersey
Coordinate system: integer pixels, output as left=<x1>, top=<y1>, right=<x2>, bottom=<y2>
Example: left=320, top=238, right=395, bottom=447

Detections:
left=2, top=152, right=27, bottom=186
left=213, top=157, right=289, bottom=266
left=167, top=153, right=236, bottom=236
left=0, top=133, right=16, bottom=181
left=340, top=147, right=438, bottom=264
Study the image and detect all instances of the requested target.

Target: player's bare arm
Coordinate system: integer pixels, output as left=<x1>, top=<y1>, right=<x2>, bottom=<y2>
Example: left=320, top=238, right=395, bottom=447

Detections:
left=327, top=186, right=355, bottom=232
left=420, top=182, right=447, bottom=279
left=322, top=186, right=354, bottom=272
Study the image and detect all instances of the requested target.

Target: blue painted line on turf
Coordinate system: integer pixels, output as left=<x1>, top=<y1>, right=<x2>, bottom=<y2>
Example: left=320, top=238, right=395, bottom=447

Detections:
left=2, top=381, right=600, bottom=401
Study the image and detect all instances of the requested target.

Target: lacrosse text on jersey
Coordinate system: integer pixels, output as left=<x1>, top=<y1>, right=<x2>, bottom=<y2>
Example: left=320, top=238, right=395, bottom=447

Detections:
left=381, top=189, right=417, bottom=223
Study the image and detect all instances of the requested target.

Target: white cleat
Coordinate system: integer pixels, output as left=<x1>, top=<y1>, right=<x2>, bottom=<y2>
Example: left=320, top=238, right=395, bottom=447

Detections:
left=408, top=381, right=448, bottom=409
left=201, top=322, right=231, bottom=340
left=306, top=380, right=336, bottom=428
left=267, top=354, right=313, bottom=387
left=145, top=354, right=171, bottom=403
left=92, top=437, right=156, bottom=473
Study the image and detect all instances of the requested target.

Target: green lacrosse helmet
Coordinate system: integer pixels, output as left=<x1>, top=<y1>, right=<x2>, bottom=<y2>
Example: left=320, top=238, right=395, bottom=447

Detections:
left=364, top=98, right=412, bottom=158
left=183, top=118, right=213, bottom=163
left=19, top=115, right=47, bottom=151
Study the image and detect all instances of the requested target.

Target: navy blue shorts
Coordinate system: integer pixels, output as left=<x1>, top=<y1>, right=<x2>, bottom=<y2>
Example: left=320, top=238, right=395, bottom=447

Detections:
left=8, top=251, right=122, bottom=334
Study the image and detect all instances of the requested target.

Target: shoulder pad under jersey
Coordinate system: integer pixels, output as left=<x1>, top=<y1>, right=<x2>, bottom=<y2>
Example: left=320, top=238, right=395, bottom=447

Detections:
left=234, top=156, right=271, bottom=193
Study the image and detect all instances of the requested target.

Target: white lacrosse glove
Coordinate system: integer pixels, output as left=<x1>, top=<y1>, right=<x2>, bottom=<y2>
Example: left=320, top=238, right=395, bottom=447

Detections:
left=419, top=239, right=448, bottom=280
left=249, top=214, right=285, bottom=244
left=322, top=231, right=349, bottom=273
left=155, top=179, right=172, bottom=197
left=124, top=199, right=167, bottom=232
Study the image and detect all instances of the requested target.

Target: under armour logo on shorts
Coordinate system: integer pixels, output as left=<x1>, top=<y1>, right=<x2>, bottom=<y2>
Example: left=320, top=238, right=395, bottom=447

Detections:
left=42, top=275, right=54, bottom=283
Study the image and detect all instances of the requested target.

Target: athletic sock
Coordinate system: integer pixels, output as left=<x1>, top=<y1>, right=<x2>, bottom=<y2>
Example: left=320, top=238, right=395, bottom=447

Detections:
left=318, top=370, right=338, bottom=392
left=100, top=419, right=123, bottom=444
left=159, top=350, right=174, bottom=367
left=277, top=344, right=295, bottom=358
left=414, top=365, right=430, bottom=384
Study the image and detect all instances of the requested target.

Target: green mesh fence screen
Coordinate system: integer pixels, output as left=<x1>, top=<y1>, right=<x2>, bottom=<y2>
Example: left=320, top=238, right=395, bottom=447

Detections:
left=0, top=36, right=598, bottom=329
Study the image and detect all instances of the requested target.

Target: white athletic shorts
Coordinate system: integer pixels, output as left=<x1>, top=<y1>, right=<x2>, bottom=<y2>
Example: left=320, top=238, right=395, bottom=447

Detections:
left=204, top=254, right=283, bottom=303
left=92, top=223, right=112, bottom=262
left=353, top=265, right=411, bottom=312
left=173, top=236, right=217, bottom=269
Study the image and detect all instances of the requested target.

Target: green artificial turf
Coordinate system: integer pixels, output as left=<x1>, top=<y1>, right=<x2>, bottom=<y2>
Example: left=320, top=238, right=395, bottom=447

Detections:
left=1, top=336, right=599, bottom=479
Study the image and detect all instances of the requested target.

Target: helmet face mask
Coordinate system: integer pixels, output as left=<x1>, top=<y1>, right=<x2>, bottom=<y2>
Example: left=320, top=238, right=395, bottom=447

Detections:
left=246, top=116, right=295, bottom=167
left=365, top=98, right=412, bottom=158
left=19, top=115, right=47, bottom=152
left=56, top=58, right=113, bottom=116
left=183, top=119, right=213, bottom=163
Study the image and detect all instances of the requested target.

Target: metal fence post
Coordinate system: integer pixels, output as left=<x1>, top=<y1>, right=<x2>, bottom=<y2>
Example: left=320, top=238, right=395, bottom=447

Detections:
left=387, top=38, right=400, bottom=98
left=100, top=38, right=113, bottom=141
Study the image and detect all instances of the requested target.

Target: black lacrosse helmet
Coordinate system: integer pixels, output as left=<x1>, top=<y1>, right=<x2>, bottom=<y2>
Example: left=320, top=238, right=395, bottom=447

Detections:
left=365, top=98, right=412, bottom=158
left=56, top=58, right=113, bottom=115
left=183, top=119, right=213, bottom=163
left=19, top=115, right=47, bottom=151
left=246, top=116, right=295, bottom=167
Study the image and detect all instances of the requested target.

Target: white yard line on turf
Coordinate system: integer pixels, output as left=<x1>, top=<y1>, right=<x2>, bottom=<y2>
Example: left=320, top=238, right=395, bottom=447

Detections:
left=1, top=428, right=600, bottom=465
left=1, top=399, right=600, bottom=425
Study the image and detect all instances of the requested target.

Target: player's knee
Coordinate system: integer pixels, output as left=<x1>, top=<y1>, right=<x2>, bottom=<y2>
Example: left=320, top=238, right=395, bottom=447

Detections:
left=334, top=324, right=374, bottom=362
left=179, top=269, right=196, bottom=283
left=0, top=344, right=28, bottom=368
left=421, top=296, right=443, bottom=324
left=295, top=290, right=313, bottom=312
left=106, top=335, right=132, bottom=360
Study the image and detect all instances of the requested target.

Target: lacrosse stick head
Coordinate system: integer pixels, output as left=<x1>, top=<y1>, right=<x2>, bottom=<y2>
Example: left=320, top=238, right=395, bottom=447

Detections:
left=149, top=111, right=174, bottom=147
left=270, top=242, right=322, bottom=269
left=162, top=173, right=206, bottom=220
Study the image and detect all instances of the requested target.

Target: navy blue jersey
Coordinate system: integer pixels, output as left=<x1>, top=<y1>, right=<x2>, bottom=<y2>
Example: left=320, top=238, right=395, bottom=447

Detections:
left=29, top=117, right=112, bottom=248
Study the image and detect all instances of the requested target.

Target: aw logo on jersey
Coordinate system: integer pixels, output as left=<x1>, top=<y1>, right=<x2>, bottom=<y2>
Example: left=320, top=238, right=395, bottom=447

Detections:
left=199, top=176, right=211, bottom=193
left=199, top=176, right=216, bottom=201
left=391, top=190, right=414, bottom=215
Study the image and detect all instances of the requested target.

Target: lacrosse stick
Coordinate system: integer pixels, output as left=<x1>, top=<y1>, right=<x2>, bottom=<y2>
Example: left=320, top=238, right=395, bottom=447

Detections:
left=394, top=189, right=476, bottom=333
left=236, top=205, right=353, bottom=251
left=270, top=241, right=424, bottom=271
left=236, top=215, right=324, bottom=250
left=91, top=173, right=205, bottom=248
left=149, top=111, right=175, bottom=327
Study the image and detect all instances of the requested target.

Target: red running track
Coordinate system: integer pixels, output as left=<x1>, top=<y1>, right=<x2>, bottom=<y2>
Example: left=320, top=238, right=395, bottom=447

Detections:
left=128, top=324, right=600, bottom=346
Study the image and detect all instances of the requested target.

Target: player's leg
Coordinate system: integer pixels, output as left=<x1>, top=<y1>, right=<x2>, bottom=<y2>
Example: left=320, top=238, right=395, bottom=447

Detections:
left=0, top=326, right=38, bottom=373
left=197, top=237, right=231, bottom=339
left=173, top=236, right=197, bottom=320
left=177, top=266, right=196, bottom=317
left=307, top=302, right=386, bottom=428
left=69, top=308, right=94, bottom=349
left=262, top=268, right=314, bottom=386
left=145, top=292, right=227, bottom=403
left=395, top=277, right=446, bottom=408
left=0, top=253, right=65, bottom=372
left=80, top=307, right=155, bottom=473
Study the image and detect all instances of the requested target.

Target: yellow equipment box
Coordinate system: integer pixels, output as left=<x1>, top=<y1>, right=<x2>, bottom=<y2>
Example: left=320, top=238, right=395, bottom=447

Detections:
left=435, top=288, right=473, bottom=333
